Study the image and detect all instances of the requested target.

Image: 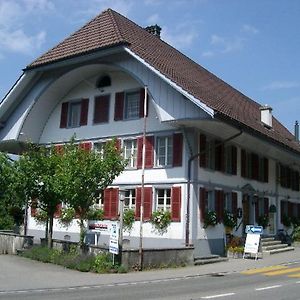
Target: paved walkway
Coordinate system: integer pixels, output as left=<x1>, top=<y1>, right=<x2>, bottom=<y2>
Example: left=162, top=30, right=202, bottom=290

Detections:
left=1, top=246, right=300, bottom=292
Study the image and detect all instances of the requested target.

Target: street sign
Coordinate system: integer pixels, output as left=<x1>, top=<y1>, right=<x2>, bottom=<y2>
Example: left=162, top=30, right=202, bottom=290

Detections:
left=245, top=225, right=263, bottom=234
left=109, top=222, right=119, bottom=255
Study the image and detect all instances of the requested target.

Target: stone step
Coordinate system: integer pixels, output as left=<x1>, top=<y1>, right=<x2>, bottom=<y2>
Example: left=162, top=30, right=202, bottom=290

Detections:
left=262, top=243, right=288, bottom=251
left=263, top=246, right=295, bottom=255
left=261, top=237, right=276, bottom=242
left=261, top=240, right=282, bottom=246
left=194, top=256, right=228, bottom=266
left=194, top=254, right=219, bottom=260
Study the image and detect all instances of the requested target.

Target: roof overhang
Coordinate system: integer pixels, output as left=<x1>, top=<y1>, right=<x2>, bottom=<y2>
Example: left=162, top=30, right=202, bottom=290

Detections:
left=124, top=47, right=214, bottom=118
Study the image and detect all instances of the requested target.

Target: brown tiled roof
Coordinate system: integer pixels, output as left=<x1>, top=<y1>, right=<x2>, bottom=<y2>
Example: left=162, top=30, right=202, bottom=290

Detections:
left=27, top=9, right=300, bottom=154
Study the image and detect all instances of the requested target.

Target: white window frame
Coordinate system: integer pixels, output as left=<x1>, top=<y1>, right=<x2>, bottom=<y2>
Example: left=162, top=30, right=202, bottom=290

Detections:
left=68, top=100, right=81, bottom=128
left=156, top=188, right=171, bottom=212
left=156, top=136, right=173, bottom=167
left=124, top=189, right=136, bottom=210
left=95, top=190, right=104, bottom=210
left=123, top=139, right=137, bottom=168
left=124, top=90, right=140, bottom=120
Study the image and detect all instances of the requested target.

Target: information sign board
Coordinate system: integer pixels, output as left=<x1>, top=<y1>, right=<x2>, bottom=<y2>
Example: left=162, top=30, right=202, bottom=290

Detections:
left=109, top=222, right=119, bottom=255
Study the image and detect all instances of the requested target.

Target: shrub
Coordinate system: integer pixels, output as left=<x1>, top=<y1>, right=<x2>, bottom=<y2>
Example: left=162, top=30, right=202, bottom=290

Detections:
left=59, top=207, right=75, bottom=228
left=123, top=209, right=135, bottom=232
left=282, top=215, right=292, bottom=227
left=203, top=210, right=218, bottom=228
left=292, top=226, right=300, bottom=242
left=87, top=208, right=104, bottom=220
left=257, top=214, right=269, bottom=229
left=223, top=210, right=237, bottom=229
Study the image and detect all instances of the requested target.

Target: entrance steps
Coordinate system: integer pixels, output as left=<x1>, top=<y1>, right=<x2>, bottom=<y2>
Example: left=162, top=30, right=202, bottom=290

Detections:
left=261, top=236, right=294, bottom=255
left=194, top=255, right=228, bottom=265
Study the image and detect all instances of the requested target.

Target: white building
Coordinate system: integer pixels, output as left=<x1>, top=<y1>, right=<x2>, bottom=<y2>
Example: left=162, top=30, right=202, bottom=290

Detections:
left=1, top=9, right=299, bottom=257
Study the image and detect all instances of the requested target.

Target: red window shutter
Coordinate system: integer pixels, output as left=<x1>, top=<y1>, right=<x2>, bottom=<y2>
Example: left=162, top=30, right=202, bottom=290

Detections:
left=241, top=149, right=246, bottom=177
left=60, top=102, right=68, bottom=128
left=80, top=98, right=89, bottom=126
left=79, top=142, right=92, bottom=151
left=254, top=197, right=259, bottom=222
left=264, top=198, right=269, bottom=215
left=114, top=92, right=124, bottom=121
left=103, top=188, right=119, bottom=220
left=215, top=141, right=224, bottom=172
left=31, top=200, right=37, bottom=217
left=94, top=95, right=110, bottom=123
left=287, top=168, right=292, bottom=189
left=280, top=201, right=284, bottom=222
left=199, top=134, right=206, bottom=168
left=263, top=158, right=269, bottom=182
left=137, top=137, right=143, bottom=169
left=288, top=201, right=293, bottom=218
left=171, top=187, right=181, bottom=222
left=251, top=153, right=259, bottom=180
left=139, top=88, right=149, bottom=118
left=55, top=145, right=64, bottom=154
left=199, top=187, right=206, bottom=221
left=215, top=190, right=224, bottom=222
left=135, top=188, right=141, bottom=220
left=143, top=187, right=153, bottom=221
left=232, top=192, right=238, bottom=218
left=173, top=133, right=183, bottom=167
left=145, top=136, right=154, bottom=168
left=231, top=146, right=237, bottom=175
left=54, top=203, right=62, bottom=218
left=115, top=138, right=121, bottom=152
left=137, top=136, right=154, bottom=169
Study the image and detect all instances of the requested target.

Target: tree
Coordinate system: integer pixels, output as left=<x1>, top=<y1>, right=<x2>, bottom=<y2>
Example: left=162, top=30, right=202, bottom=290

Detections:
left=15, top=145, right=63, bottom=247
left=59, top=139, right=126, bottom=247
left=0, top=152, right=19, bottom=230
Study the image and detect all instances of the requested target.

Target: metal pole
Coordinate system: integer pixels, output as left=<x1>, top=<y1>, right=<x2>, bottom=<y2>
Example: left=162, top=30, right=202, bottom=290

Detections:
left=119, top=189, right=126, bottom=265
left=139, top=86, right=148, bottom=270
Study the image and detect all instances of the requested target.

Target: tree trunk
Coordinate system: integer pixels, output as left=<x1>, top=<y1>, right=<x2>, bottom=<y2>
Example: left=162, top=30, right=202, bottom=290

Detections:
left=48, top=216, right=53, bottom=248
left=79, top=218, right=86, bottom=251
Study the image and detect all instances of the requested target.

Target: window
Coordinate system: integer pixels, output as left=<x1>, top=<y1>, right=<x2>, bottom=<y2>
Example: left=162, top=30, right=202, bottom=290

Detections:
left=156, top=189, right=171, bottom=211
left=124, top=189, right=136, bottom=210
left=95, top=190, right=104, bottom=210
left=96, top=75, right=111, bottom=88
left=156, top=136, right=173, bottom=166
left=60, top=98, right=89, bottom=128
left=124, top=91, right=140, bottom=120
left=224, top=193, right=232, bottom=212
left=68, top=101, right=81, bottom=127
left=207, top=191, right=215, bottom=211
left=123, top=139, right=137, bottom=168
left=94, top=141, right=106, bottom=159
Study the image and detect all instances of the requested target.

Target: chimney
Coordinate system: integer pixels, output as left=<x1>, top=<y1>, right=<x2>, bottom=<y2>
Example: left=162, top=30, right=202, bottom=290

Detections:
left=259, top=105, right=272, bottom=128
left=295, top=120, right=299, bottom=142
left=145, top=25, right=161, bottom=38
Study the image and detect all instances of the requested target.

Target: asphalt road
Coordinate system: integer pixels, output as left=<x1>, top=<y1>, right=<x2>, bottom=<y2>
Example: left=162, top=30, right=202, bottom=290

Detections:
left=1, top=260, right=300, bottom=300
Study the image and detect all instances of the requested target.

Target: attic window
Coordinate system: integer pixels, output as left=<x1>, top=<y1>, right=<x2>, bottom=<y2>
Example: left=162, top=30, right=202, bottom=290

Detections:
left=96, top=75, right=111, bottom=88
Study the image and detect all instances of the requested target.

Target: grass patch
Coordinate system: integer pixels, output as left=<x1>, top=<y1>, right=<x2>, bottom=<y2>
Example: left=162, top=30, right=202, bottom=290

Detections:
left=21, top=245, right=127, bottom=273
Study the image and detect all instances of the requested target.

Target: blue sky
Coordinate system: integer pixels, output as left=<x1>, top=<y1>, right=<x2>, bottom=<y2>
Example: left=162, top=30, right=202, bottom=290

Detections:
left=0, top=0, right=299, bottom=133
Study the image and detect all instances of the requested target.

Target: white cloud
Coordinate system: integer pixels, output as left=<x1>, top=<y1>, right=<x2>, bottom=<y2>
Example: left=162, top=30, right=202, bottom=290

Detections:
left=210, top=34, right=244, bottom=53
left=262, top=81, right=300, bottom=91
left=0, top=0, right=52, bottom=56
left=147, top=13, right=160, bottom=24
left=202, top=51, right=214, bottom=58
left=242, top=24, right=259, bottom=35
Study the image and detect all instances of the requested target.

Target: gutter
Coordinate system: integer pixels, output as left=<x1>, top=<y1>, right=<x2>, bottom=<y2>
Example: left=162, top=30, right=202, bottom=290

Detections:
left=185, top=129, right=243, bottom=246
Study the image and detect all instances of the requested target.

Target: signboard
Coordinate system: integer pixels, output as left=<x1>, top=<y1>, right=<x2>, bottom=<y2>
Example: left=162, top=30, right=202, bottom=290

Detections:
left=88, top=221, right=109, bottom=232
left=245, top=225, right=263, bottom=234
left=243, top=224, right=262, bottom=260
left=109, top=222, right=119, bottom=255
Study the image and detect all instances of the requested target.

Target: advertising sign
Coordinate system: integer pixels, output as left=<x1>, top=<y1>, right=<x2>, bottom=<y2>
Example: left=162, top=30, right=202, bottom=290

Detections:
left=109, top=222, right=119, bottom=255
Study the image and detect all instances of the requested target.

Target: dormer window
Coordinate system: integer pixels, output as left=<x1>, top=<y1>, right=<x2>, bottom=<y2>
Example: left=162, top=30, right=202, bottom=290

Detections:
left=96, top=75, right=111, bottom=88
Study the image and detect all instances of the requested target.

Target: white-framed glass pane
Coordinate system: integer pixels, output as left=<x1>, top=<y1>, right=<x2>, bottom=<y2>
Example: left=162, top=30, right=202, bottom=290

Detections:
left=123, top=139, right=137, bottom=168
left=224, top=193, right=232, bottom=212
left=156, top=136, right=173, bottom=166
left=124, top=91, right=139, bottom=119
left=124, top=189, right=136, bottom=210
left=95, top=191, right=104, bottom=209
left=207, top=191, right=214, bottom=211
left=156, top=188, right=171, bottom=211
left=94, top=142, right=106, bottom=159
left=68, top=102, right=81, bottom=127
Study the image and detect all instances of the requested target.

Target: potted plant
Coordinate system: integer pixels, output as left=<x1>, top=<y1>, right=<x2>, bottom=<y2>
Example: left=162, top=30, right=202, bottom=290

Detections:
left=123, top=209, right=135, bottom=232
left=282, top=214, right=292, bottom=228
left=59, top=207, right=76, bottom=228
left=223, top=210, right=237, bottom=233
left=150, top=210, right=171, bottom=234
left=203, top=210, right=218, bottom=228
left=226, top=236, right=244, bottom=258
left=257, top=214, right=269, bottom=229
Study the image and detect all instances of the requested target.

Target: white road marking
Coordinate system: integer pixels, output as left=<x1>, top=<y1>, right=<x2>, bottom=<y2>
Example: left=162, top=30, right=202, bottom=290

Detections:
left=255, top=285, right=282, bottom=291
left=201, top=293, right=235, bottom=299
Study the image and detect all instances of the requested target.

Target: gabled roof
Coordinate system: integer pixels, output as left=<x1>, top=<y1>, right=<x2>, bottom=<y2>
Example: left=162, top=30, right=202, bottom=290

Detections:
left=26, top=9, right=300, bottom=154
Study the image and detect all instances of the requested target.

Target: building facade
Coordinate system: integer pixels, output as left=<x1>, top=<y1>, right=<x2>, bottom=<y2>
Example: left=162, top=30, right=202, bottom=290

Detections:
left=0, top=9, right=300, bottom=257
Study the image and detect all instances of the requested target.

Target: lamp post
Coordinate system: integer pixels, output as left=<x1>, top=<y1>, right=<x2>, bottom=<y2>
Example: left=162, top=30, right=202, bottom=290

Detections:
left=119, top=188, right=127, bottom=265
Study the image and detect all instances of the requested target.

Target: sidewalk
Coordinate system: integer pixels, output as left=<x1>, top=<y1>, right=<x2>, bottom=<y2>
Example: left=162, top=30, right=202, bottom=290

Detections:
left=1, top=246, right=300, bottom=292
